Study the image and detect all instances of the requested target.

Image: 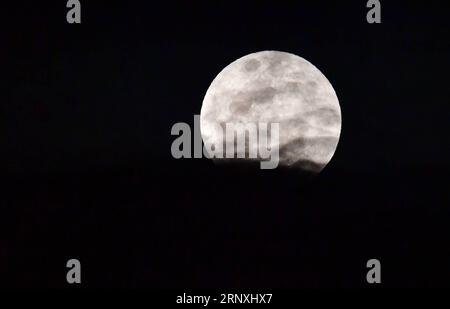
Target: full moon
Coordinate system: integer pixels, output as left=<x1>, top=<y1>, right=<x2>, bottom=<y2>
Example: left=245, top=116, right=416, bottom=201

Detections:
left=200, top=51, right=341, bottom=173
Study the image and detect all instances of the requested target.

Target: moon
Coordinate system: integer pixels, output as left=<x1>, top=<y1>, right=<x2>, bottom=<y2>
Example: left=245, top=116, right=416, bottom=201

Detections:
left=200, top=51, right=341, bottom=173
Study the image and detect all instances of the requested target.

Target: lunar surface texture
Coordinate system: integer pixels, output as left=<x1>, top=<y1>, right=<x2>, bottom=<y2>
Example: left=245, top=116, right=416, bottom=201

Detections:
left=200, top=51, right=341, bottom=173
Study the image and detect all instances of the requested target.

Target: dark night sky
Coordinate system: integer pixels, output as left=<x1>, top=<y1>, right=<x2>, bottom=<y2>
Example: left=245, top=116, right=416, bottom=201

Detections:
left=1, top=1, right=449, bottom=288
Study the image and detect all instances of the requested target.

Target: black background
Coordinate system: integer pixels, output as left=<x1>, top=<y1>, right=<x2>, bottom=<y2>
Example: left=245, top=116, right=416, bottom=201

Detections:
left=1, top=1, right=449, bottom=288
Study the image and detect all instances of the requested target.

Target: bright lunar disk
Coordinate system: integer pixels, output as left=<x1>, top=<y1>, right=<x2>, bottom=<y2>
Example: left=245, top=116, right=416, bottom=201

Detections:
left=200, top=51, right=341, bottom=173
